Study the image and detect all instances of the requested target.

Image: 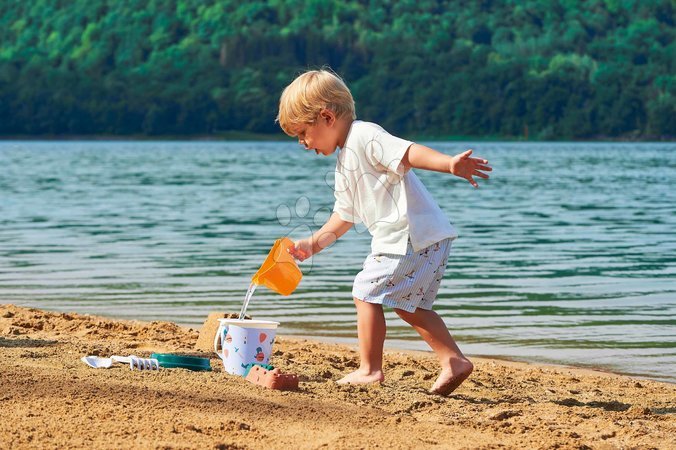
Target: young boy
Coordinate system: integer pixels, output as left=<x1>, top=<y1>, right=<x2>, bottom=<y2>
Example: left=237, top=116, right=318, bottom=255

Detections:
left=276, top=69, right=491, bottom=395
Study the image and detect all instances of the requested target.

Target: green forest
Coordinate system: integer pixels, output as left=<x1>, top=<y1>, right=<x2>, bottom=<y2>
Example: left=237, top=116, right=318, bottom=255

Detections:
left=0, top=0, right=674, bottom=139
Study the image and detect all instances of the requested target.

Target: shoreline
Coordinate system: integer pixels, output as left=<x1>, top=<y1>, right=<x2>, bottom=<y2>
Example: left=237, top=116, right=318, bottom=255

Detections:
left=4, top=302, right=671, bottom=385
left=277, top=333, right=674, bottom=385
left=2, top=304, right=674, bottom=449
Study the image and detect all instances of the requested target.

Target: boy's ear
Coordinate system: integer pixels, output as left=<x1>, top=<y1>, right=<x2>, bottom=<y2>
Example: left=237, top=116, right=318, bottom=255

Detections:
left=320, top=108, right=336, bottom=125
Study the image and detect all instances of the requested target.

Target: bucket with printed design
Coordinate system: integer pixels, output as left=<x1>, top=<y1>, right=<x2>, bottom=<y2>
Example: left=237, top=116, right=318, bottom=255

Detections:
left=213, top=318, right=279, bottom=376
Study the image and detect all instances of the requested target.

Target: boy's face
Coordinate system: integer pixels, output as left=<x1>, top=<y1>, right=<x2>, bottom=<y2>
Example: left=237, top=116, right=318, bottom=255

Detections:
left=291, top=109, right=341, bottom=156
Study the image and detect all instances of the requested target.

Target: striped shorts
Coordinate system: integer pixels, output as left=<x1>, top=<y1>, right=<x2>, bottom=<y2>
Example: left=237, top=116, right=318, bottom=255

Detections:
left=352, top=238, right=452, bottom=313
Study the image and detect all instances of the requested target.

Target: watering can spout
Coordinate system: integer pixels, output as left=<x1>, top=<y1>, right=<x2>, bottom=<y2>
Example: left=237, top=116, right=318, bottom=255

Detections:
left=252, top=237, right=302, bottom=296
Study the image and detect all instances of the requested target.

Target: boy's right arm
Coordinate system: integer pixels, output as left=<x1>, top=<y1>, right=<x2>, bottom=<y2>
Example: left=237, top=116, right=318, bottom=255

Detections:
left=288, top=212, right=353, bottom=261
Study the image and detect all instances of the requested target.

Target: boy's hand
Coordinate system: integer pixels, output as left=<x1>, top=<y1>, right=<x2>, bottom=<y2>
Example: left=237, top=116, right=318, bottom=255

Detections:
left=449, top=149, right=492, bottom=188
left=288, top=238, right=314, bottom=262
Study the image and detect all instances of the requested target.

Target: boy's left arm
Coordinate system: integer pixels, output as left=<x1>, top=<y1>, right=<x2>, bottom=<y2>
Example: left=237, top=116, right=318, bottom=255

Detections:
left=402, top=144, right=492, bottom=188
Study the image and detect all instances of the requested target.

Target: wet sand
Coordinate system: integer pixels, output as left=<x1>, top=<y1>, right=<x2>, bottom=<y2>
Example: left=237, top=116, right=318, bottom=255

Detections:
left=1, top=304, right=674, bottom=449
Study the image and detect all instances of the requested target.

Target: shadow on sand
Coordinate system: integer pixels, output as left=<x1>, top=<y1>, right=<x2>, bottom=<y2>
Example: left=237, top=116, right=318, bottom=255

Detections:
left=0, top=336, right=58, bottom=348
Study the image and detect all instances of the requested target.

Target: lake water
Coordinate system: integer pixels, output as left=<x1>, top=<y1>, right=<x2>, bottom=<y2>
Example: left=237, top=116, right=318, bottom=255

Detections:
left=1, top=141, right=674, bottom=383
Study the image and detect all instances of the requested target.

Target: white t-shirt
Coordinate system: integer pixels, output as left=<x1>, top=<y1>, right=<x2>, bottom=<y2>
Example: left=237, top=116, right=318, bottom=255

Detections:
left=333, top=120, right=458, bottom=255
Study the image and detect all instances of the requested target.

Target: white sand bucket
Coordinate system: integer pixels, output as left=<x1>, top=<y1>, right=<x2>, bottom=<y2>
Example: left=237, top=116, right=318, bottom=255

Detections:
left=213, top=318, right=279, bottom=376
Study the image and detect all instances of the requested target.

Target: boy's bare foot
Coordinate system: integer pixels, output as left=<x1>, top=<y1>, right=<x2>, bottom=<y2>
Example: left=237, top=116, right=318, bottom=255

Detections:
left=336, top=368, right=384, bottom=385
left=429, top=358, right=474, bottom=396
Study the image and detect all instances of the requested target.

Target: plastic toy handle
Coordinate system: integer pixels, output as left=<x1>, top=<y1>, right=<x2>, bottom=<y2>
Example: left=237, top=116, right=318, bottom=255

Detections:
left=213, top=324, right=228, bottom=359
left=129, top=357, right=160, bottom=370
left=111, top=355, right=160, bottom=370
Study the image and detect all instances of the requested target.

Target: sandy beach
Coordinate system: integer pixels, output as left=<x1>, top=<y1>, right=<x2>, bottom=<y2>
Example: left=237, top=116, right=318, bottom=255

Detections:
left=1, top=304, right=674, bottom=449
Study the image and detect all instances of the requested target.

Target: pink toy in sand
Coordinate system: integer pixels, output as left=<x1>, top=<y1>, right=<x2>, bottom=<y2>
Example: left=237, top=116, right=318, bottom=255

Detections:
left=245, top=365, right=299, bottom=391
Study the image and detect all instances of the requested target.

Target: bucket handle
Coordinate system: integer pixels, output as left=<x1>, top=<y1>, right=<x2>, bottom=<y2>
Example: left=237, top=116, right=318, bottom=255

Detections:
left=213, top=323, right=229, bottom=360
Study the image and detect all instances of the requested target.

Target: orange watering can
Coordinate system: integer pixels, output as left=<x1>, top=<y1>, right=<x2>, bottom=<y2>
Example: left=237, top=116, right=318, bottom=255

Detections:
left=252, top=237, right=302, bottom=296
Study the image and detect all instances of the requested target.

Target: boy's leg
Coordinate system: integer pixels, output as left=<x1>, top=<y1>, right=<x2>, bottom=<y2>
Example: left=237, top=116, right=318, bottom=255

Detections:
left=395, top=308, right=473, bottom=395
left=337, top=298, right=386, bottom=384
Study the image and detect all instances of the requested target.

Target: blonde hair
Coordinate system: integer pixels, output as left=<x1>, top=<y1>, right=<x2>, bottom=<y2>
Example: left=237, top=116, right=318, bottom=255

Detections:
left=276, top=69, right=356, bottom=136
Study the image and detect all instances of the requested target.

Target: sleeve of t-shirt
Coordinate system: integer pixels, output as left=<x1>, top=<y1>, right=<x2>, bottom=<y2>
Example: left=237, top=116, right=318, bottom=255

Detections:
left=365, top=130, right=413, bottom=176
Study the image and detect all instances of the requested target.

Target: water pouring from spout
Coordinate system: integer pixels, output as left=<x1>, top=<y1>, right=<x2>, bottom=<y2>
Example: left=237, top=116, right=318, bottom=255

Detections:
left=236, top=237, right=302, bottom=320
